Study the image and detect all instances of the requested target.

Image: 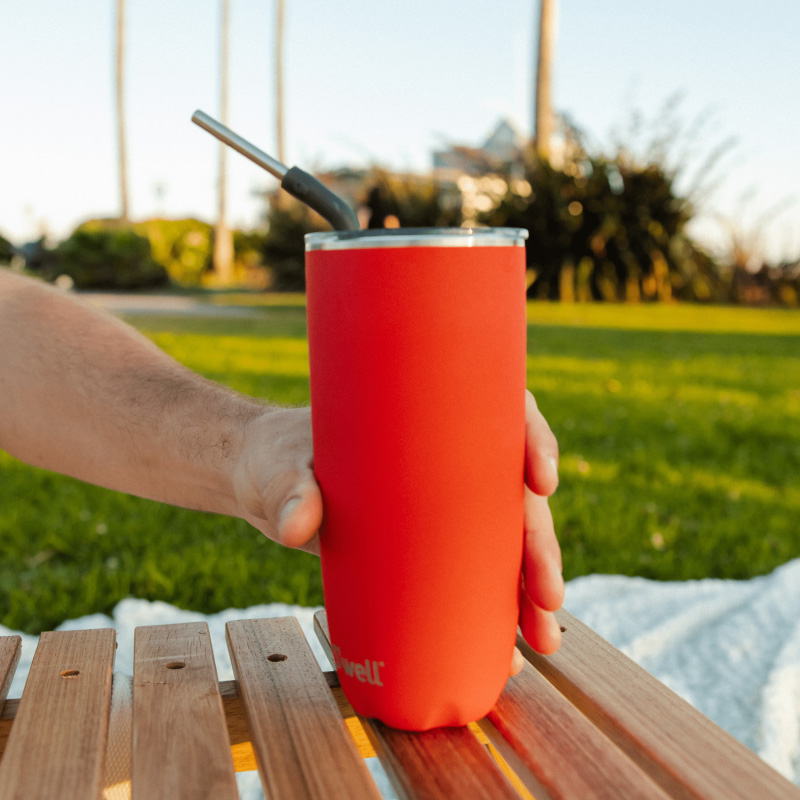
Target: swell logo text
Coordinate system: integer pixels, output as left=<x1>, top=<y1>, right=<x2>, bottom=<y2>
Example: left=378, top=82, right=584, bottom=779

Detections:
left=332, top=644, right=385, bottom=686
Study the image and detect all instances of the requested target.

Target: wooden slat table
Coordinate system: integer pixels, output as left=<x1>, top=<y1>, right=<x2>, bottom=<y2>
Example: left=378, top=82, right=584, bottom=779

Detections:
left=0, top=610, right=798, bottom=800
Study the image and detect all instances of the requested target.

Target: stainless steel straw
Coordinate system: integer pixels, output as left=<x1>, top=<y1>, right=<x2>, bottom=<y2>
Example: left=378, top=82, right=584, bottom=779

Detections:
left=192, top=110, right=360, bottom=232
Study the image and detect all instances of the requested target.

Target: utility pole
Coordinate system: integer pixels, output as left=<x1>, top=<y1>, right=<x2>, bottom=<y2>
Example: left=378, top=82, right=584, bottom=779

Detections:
left=213, top=0, right=235, bottom=283
left=534, top=0, right=557, bottom=160
left=115, top=0, right=130, bottom=221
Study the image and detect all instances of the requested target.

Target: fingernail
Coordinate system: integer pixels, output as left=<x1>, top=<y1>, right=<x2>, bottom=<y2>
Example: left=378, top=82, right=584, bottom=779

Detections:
left=279, top=497, right=300, bottom=530
left=548, top=456, right=559, bottom=483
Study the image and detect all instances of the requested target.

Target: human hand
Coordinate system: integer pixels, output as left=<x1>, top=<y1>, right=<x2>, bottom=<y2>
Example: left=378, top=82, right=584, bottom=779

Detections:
left=510, top=391, right=564, bottom=675
left=232, top=395, right=564, bottom=673
left=232, top=406, right=324, bottom=555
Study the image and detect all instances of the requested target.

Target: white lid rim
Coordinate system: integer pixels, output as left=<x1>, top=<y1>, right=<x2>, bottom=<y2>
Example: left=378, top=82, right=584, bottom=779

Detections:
left=305, top=227, right=528, bottom=251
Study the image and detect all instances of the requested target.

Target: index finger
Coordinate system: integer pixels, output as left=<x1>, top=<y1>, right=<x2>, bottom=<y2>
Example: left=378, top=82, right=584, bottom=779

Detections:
left=525, top=390, right=559, bottom=496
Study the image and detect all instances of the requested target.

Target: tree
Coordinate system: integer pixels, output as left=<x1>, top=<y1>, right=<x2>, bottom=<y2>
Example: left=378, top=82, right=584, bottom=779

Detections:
left=479, top=141, right=723, bottom=303
left=533, top=0, right=557, bottom=160
left=275, top=0, right=286, bottom=165
left=115, top=0, right=130, bottom=221
left=213, top=0, right=235, bottom=283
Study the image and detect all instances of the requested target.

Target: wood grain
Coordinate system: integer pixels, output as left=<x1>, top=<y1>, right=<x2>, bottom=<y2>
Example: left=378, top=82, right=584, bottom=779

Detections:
left=216, top=675, right=376, bottom=771
left=2, top=673, right=376, bottom=772
left=0, top=636, right=21, bottom=765
left=313, top=610, right=520, bottom=800
left=518, top=608, right=800, bottom=800
left=0, top=629, right=115, bottom=800
left=322, top=671, right=376, bottom=758
left=480, top=658, right=674, bottom=800
left=0, top=699, right=19, bottom=764
left=218, top=678, right=257, bottom=771
left=226, top=616, right=380, bottom=799
left=132, top=622, right=237, bottom=800
left=0, top=637, right=20, bottom=708
left=365, top=720, right=520, bottom=800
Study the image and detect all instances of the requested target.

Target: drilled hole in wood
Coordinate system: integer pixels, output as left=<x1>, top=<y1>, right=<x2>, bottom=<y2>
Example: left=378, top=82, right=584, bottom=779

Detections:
left=560, top=626, right=567, bottom=633
left=61, top=669, right=80, bottom=678
left=267, top=653, right=288, bottom=663
left=165, top=662, right=186, bottom=670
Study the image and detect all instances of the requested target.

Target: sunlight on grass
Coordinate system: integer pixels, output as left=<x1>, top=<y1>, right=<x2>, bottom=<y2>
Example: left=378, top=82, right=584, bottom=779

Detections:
left=149, top=334, right=310, bottom=381
left=527, top=302, right=800, bottom=334
left=528, top=368, right=767, bottom=408
left=559, top=454, right=620, bottom=482
left=561, top=450, right=800, bottom=509
left=677, top=468, right=800, bottom=508
left=2, top=299, right=799, bottom=632
left=208, top=292, right=307, bottom=307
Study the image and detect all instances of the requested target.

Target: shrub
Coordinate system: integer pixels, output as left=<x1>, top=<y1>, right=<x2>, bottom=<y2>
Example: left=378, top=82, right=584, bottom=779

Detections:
left=259, top=168, right=463, bottom=290
left=479, top=142, right=723, bottom=302
left=363, top=168, right=463, bottom=228
left=261, top=198, right=327, bottom=291
left=0, top=232, right=15, bottom=265
left=133, top=219, right=212, bottom=285
left=44, top=227, right=168, bottom=290
left=79, top=218, right=212, bottom=286
left=73, top=218, right=272, bottom=288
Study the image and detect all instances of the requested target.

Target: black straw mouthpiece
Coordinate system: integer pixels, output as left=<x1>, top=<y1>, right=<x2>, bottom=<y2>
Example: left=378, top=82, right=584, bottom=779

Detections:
left=281, top=166, right=360, bottom=231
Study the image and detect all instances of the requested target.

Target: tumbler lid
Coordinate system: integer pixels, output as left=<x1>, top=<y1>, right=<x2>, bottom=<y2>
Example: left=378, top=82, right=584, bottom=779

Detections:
left=305, top=227, right=528, bottom=251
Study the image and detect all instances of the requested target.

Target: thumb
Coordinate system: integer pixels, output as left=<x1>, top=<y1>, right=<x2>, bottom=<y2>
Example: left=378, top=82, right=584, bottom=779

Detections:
left=276, top=476, right=324, bottom=553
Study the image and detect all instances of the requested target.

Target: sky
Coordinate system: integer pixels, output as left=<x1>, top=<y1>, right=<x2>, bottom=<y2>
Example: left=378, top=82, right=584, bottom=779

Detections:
left=2, top=0, right=799, bottom=262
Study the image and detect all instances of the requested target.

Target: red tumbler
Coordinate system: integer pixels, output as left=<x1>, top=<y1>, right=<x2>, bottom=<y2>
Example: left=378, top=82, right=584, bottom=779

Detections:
left=305, top=227, right=528, bottom=730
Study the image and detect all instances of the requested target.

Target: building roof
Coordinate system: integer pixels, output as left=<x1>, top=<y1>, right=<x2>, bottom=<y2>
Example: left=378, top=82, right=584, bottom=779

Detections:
left=433, top=118, right=526, bottom=175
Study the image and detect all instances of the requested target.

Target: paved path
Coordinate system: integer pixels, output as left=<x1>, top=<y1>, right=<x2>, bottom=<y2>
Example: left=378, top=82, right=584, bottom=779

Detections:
left=82, top=292, right=261, bottom=318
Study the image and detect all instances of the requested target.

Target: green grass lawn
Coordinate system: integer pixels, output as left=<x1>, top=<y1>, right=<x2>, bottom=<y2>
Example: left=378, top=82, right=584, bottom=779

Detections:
left=2, top=300, right=798, bottom=634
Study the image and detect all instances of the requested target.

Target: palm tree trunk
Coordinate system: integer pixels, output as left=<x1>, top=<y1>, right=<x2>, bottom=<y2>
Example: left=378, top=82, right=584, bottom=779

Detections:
left=115, top=0, right=130, bottom=222
left=275, top=0, right=286, bottom=165
left=534, top=0, right=557, bottom=160
left=214, top=0, right=235, bottom=283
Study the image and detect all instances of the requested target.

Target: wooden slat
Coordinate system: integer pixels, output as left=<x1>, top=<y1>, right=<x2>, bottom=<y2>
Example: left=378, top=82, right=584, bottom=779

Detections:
left=366, top=720, right=521, bottom=800
left=0, top=629, right=115, bottom=800
left=223, top=672, right=375, bottom=764
left=0, top=637, right=20, bottom=709
left=223, top=675, right=376, bottom=772
left=480, top=658, right=674, bottom=800
left=483, top=736, right=536, bottom=800
left=219, top=678, right=257, bottom=771
left=314, top=610, right=520, bottom=800
left=2, top=673, right=376, bottom=773
left=0, top=636, right=21, bottom=764
left=226, top=617, right=380, bottom=800
left=0, top=699, right=19, bottom=764
left=132, top=622, right=237, bottom=800
left=221, top=672, right=376, bottom=769
left=517, top=609, right=800, bottom=800
left=321, top=671, right=376, bottom=758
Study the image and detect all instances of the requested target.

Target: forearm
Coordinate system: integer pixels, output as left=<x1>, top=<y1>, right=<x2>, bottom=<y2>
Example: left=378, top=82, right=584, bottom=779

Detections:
left=0, top=269, right=264, bottom=515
